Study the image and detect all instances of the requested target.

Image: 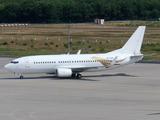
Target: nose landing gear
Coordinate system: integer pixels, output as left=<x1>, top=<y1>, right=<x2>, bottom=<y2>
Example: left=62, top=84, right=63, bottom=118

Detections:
left=20, top=75, right=24, bottom=79
left=14, top=73, right=24, bottom=79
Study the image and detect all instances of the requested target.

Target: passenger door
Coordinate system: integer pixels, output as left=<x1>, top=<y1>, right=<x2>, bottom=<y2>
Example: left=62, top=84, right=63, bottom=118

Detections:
left=25, top=58, right=30, bottom=68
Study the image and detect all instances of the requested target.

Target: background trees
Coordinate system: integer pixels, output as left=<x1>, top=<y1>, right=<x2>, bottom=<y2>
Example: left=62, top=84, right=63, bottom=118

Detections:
left=0, top=0, right=159, bottom=23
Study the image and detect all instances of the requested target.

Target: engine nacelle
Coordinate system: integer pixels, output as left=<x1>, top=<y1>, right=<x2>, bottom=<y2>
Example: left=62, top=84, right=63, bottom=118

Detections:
left=56, top=68, right=72, bottom=77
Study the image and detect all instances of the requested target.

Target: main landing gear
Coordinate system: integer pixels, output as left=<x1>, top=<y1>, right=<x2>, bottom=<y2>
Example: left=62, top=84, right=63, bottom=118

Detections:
left=77, top=74, right=82, bottom=78
left=72, top=73, right=82, bottom=79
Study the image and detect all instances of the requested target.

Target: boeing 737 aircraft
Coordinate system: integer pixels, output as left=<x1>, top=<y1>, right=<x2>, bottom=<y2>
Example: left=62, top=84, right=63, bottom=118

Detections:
left=4, top=26, right=146, bottom=79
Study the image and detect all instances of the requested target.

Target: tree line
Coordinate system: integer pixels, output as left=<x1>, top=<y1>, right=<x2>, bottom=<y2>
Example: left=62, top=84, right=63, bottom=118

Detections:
left=0, top=0, right=160, bottom=23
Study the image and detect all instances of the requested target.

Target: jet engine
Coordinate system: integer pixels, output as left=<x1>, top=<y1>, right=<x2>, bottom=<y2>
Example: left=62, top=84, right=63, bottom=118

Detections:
left=56, top=68, right=72, bottom=77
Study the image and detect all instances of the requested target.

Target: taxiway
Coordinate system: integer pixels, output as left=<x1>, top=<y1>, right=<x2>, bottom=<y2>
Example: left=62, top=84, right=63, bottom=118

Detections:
left=0, top=57, right=160, bottom=120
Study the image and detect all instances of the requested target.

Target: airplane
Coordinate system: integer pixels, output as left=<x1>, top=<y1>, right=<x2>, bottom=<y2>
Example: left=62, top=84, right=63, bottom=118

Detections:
left=4, top=26, right=146, bottom=79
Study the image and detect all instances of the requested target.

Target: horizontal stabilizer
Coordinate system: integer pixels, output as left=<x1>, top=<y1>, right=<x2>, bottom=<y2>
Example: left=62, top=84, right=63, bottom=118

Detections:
left=131, top=53, right=156, bottom=58
left=143, top=53, right=156, bottom=56
left=130, top=54, right=143, bottom=58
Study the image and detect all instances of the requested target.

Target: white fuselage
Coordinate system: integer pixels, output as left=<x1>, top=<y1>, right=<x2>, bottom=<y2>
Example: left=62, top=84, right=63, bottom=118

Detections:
left=4, top=53, right=142, bottom=74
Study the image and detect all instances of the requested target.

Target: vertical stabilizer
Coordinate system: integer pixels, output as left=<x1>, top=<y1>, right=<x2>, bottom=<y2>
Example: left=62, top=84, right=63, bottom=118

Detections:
left=121, top=26, right=146, bottom=54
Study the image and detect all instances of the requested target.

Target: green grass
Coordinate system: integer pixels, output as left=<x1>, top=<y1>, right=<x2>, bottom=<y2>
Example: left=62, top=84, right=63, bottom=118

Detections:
left=0, top=48, right=60, bottom=57
left=0, top=42, right=159, bottom=61
left=0, top=21, right=160, bottom=60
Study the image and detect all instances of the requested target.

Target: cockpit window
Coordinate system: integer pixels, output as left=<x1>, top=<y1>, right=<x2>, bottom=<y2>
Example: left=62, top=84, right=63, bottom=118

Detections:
left=11, top=61, right=19, bottom=64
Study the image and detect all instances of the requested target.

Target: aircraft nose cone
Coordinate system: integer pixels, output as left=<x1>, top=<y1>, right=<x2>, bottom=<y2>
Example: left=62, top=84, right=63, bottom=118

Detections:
left=4, top=63, right=18, bottom=73
left=4, top=64, right=10, bottom=70
left=4, top=64, right=14, bottom=72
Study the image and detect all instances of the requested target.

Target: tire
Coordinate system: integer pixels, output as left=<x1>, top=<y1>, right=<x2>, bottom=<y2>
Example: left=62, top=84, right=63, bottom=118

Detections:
left=77, top=74, right=82, bottom=79
left=20, top=76, right=23, bottom=79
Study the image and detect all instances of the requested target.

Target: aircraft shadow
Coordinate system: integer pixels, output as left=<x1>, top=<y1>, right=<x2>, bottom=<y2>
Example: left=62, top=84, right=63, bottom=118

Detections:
left=0, top=76, right=54, bottom=80
left=0, top=76, right=97, bottom=81
left=49, top=76, right=98, bottom=81
left=147, top=113, right=160, bottom=115
left=84, top=73, right=137, bottom=78
left=0, top=73, right=137, bottom=81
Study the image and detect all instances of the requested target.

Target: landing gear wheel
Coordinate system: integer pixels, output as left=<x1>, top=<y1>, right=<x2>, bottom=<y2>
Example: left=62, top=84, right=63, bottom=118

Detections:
left=20, top=75, right=23, bottom=79
left=77, top=74, right=82, bottom=79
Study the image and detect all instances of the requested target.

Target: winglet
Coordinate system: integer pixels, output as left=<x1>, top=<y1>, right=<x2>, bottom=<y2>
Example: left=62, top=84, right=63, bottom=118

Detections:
left=77, top=50, right=81, bottom=55
left=109, top=56, right=118, bottom=66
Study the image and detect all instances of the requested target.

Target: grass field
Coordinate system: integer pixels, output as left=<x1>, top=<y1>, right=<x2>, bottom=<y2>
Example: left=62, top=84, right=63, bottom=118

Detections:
left=0, top=21, right=160, bottom=60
